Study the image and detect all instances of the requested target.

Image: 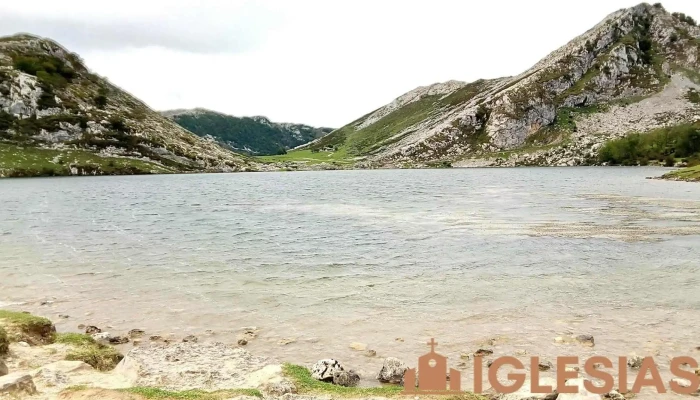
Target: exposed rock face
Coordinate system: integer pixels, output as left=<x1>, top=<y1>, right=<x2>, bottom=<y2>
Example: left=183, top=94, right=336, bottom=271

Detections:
left=0, top=360, right=8, bottom=377
left=311, top=359, right=345, bottom=382
left=307, top=3, right=700, bottom=167
left=0, top=372, right=37, bottom=395
left=376, top=357, right=407, bottom=384
left=0, top=34, right=256, bottom=177
left=114, top=342, right=277, bottom=391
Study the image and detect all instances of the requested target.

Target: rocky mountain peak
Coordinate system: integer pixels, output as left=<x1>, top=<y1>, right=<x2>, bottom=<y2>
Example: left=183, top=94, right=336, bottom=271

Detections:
left=307, top=3, right=699, bottom=166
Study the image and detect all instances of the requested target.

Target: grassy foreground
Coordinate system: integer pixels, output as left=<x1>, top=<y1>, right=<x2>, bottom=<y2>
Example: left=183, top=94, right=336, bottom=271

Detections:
left=0, top=309, right=55, bottom=344
left=661, top=165, right=700, bottom=181
left=0, top=142, right=171, bottom=177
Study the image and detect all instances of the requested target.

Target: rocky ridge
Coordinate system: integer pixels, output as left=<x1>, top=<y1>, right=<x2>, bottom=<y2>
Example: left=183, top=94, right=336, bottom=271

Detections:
left=305, top=3, right=700, bottom=168
left=0, top=34, right=258, bottom=177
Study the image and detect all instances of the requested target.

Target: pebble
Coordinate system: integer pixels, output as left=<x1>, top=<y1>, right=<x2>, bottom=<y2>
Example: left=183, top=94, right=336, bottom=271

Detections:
left=238, top=339, right=248, bottom=346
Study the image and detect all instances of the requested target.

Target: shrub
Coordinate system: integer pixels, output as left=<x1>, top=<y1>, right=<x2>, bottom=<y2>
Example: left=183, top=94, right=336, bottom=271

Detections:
left=0, top=110, right=15, bottom=131
left=599, top=123, right=700, bottom=166
left=94, top=87, right=109, bottom=109
left=664, top=154, right=676, bottom=167
left=0, top=326, right=8, bottom=355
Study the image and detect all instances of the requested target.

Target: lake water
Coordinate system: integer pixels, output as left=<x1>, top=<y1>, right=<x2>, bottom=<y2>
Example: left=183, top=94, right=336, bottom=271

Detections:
left=1, top=167, right=699, bottom=397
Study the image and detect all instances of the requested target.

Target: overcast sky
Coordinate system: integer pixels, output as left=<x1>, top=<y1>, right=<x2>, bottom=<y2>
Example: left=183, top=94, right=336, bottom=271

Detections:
left=1, top=0, right=699, bottom=127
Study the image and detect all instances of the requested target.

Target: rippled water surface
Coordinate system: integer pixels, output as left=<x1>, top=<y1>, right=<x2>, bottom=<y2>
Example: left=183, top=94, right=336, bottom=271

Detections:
left=1, top=167, right=699, bottom=396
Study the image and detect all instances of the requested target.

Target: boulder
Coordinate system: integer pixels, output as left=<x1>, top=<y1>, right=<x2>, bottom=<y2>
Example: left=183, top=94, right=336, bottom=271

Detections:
left=332, top=370, right=360, bottom=387
left=627, top=356, right=644, bottom=369
left=109, top=336, right=129, bottom=345
left=238, top=339, right=248, bottom=346
left=85, top=326, right=101, bottom=334
left=114, top=342, right=272, bottom=391
left=311, top=359, right=345, bottom=382
left=376, top=357, right=407, bottom=384
left=474, top=349, right=494, bottom=357
left=0, top=372, right=37, bottom=395
left=575, top=335, right=595, bottom=347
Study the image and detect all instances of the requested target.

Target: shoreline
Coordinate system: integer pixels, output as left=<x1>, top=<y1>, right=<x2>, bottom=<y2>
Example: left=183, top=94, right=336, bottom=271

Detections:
left=2, top=308, right=699, bottom=400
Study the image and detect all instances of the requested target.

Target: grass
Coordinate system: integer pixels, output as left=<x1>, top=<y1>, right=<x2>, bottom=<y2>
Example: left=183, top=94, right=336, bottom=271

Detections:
left=0, top=309, right=55, bottom=344
left=662, top=165, right=700, bottom=182
left=56, top=331, right=124, bottom=371
left=65, top=342, right=124, bottom=371
left=121, top=388, right=262, bottom=399
left=282, top=363, right=404, bottom=397
left=258, top=148, right=353, bottom=165
left=55, top=332, right=98, bottom=346
left=283, top=364, right=487, bottom=399
left=0, top=142, right=172, bottom=178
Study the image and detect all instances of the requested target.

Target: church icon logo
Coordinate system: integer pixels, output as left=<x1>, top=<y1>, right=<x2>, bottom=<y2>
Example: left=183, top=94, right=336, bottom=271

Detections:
left=402, top=338, right=461, bottom=394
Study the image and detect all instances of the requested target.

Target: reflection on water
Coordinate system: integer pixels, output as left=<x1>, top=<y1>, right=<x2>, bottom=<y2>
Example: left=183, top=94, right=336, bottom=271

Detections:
left=1, top=167, right=699, bottom=397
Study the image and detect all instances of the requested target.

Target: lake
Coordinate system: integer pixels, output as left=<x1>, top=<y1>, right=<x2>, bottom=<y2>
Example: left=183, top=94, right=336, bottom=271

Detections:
left=1, top=167, right=699, bottom=396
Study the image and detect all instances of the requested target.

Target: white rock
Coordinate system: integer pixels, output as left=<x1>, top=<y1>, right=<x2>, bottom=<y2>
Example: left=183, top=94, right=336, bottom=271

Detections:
left=557, top=378, right=602, bottom=400
left=311, top=359, right=345, bottom=382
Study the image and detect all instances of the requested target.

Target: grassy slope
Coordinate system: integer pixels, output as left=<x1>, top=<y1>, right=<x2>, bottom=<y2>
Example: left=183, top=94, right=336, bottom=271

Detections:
left=0, top=143, right=172, bottom=177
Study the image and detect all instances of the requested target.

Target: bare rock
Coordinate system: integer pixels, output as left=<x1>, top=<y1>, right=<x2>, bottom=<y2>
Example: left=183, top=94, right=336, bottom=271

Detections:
left=349, top=342, right=367, bottom=351
left=149, top=335, right=163, bottom=342
left=311, top=359, right=345, bottom=382
left=261, top=379, right=297, bottom=396
left=109, top=336, right=129, bottom=345
left=671, top=378, right=691, bottom=388
left=114, top=342, right=272, bottom=391
left=238, top=339, right=248, bottom=346
left=128, top=329, right=145, bottom=339
left=0, top=360, right=7, bottom=377
left=365, top=350, right=377, bottom=357
left=332, top=370, right=360, bottom=387
left=182, top=335, right=198, bottom=343
left=557, top=378, right=602, bottom=399
left=377, top=357, right=407, bottom=384
left=603, top=391, right=625, bottom=400
left=0, top=372, right=37, bottom=395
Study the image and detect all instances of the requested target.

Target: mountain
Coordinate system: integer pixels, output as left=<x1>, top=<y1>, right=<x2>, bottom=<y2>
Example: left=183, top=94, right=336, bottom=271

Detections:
left=304, top=3, right=700, bottom=168
left=163, top=108, right=333, bottom=156
left=0, top=34, right=258, bottom=177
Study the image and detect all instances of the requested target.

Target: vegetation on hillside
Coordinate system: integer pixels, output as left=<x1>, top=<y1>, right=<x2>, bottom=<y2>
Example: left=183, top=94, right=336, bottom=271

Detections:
left=169, top=111, right=332, bottom=156
left=598, top=123, right=700, bottom=166
left=0, top=143, right=171, bottom=177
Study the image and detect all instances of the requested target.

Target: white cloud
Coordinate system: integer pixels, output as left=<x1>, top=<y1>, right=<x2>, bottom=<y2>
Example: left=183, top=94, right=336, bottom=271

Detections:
left=1, top=0, right=699, bottom=127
